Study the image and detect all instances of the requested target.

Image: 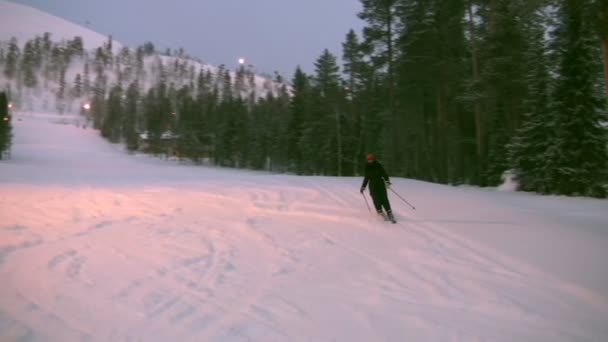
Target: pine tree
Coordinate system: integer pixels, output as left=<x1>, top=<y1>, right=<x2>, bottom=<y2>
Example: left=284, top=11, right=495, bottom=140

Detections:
left=102, top=84, right=123, bottom=142
left=358, top=0, right=401, bottom=167
left=21, top=40, right=38, bottom=88
left=72, top=73, right=83, bottom=98
left=42, top=32, right=52, bottom=55
left=590, top=0, right=608, bottom=110
left=478, top=0, right=530, bottom=185
left=4, top=37, right=19, bottom=80
left=69, top=36, right=84, bottom=58
left=56, top=67, right=67, bottom=113
left=396, top=0, right=468, bottom=182
left=249, top=96, right=271, bottom=169
left=143, top=41, right=155, bottom=55
left=0, top=91, right=12, bottom=159
left=175, top=85, right=197, bottom=160
left=105, top=36, right=113, bottom=66
left=124, top=81, right=140, bottom=150
left=222, top=69, right=233, bottom=102
left=509, top=9, right=555, bottom=193
left=546, top=0, right=608, bottom=197
left=311, top=49, right=344, bottom=175
left=32, top=36, right=43, bottom=70
left=0, top=45, right=5, bottom=66
left=234, top=65, right=247, bottom=97
left=92, top=65, right=107, bottom=129
left=50, top=45, right=66, bottom=82
left=83, top=61, right=91, bottom=97
left=145, top=81, right=171, bottom=152
left=287, top=67, right=310, bottom=173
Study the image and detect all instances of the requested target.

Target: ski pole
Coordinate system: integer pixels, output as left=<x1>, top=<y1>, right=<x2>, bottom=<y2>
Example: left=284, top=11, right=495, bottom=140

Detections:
left=389, top=188, right=416, bottom=210
left=361, top=192, right=371, bottom=212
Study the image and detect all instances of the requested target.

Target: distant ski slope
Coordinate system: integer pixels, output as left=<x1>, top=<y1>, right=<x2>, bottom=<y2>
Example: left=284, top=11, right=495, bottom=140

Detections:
left=0, top=0, right=122, bottom=51
left=0, top=0, right=285, bottom=110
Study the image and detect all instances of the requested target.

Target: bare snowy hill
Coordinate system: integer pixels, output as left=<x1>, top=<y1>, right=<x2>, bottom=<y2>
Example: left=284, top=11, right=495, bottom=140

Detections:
left=0, top=0, right=285, bottom=114
left=0, top=0, right=121, bottom=51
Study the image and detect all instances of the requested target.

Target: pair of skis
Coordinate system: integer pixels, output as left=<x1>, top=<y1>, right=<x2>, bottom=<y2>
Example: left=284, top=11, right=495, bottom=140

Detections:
left=362, top=187, right=415, bottom=224
left=362, top=192, right=397, bottom=223
left=379, top=212, right=397, bottom=224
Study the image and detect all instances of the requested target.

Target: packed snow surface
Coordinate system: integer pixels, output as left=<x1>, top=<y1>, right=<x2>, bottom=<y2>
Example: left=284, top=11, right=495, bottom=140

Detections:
left=1, top=112, right=608, bottom=341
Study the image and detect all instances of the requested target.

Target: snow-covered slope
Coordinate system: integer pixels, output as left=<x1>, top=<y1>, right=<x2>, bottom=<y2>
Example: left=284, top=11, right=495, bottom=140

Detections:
left=1, top=111, right=607, bottom=341
left=0, top=0, right=120, bottom=51
left=0, top=0, right=285, bottom=115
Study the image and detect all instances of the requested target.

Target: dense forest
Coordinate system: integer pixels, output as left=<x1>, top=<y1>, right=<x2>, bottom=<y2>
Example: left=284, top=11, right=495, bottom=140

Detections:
left=1, top=0, right=607, bottom=197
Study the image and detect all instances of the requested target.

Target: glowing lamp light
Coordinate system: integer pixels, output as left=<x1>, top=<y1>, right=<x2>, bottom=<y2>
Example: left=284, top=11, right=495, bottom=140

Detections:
left=3, top=117, right=8, bottom=122
left=83, top=103, right=91, bottom=110
left=238, top=58, right=245, bottom=65
left=7, top=103, right=12, bottom=109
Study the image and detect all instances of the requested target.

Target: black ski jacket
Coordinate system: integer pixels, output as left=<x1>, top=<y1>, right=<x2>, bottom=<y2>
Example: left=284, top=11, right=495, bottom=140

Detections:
left=361, top=161, right=390, bottom=191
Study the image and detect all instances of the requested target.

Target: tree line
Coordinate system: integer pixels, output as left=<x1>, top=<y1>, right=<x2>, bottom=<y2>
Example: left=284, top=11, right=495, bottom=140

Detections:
left=1, top=0, right=606, bottom=197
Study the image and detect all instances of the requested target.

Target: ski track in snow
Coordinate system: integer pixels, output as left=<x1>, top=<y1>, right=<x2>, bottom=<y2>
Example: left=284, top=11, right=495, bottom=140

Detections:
left=1, top=113, right=608, bottom=341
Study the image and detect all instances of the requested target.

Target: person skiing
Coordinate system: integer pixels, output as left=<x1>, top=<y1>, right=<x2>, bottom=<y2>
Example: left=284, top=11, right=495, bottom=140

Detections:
left=360, top=153, right=395, bottom=222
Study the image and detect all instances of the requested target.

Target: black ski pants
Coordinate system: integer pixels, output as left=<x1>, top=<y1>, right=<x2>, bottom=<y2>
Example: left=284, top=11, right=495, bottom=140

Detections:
left=370, top=184, right=391, bottom=213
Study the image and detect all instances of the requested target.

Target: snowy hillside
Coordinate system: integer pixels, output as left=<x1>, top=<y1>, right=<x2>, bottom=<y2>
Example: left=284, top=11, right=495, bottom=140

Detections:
left=0, top=0, right=285, bottom=115
left=0, top=0, right=121, bottom=52
left=1, top=111, right=607, bottom=341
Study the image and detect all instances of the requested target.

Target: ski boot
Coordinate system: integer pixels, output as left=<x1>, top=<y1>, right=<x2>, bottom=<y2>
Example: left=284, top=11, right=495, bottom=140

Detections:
left=386, top=210, right=396, bottom=224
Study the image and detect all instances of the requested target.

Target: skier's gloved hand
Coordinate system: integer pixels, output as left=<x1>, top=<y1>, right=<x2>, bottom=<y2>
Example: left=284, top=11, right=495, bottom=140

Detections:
left=360, top=186, right=365, bottom=193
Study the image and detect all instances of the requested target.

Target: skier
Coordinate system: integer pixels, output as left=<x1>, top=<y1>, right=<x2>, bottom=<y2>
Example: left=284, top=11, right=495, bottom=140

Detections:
left=360, top=153, right=395, bottom=222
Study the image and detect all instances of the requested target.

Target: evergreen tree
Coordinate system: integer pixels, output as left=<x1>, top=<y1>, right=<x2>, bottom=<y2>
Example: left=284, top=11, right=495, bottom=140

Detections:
left=32, top=36, right=43, bottom=70
left=546, top=0, right=608, bottom=197
left=0, top=91, right=12, bottom=159
left=590, top=0, right=608, bottom=110
left=477, top=0, right=530, bottom=185
left=42, top=32, right=52, bottom=55
left=310, top=49, right=344, bottom=175
left=102, top=84, right=123, bottom=142
left=271, top=82, right=292, bottom=171
left=144, top=81, right=171, bottom=152
left=56, top=67, right=67, bottom=113
left=50, top=45, right=66, bottom=81
left=83, top=61, right=91, bottom=97
left=105, top=36, right=114, bottom=66
left=341, top=29, right=366, bottom=174
left=175, top=85, right=198, bottom=160
left=358, top=0, right=401, bottom=167
left=0, top=44, right=5, bottom=66
left=124, top=81, right=140, bottom=150
left=234, top=65, right=247, bottom=97
left=196, top=69, right=212, bottom=100
left=222, top=69, right=233, bottom=102
left=287, top=67, right=310, bottom=173
left=358, top=0, right=399, bottom=81
left=249, top=96, right=271, bottom=169
left=509, top=9, right=555, bottom=193
left=21, top=40, right=38, bottom=88
left=396, top=0, right=468, bottom=182
left=72, top=73, right=83, bottom=98
left=142, top=41, right=155, bottom=55
left=4, top=37, right=19, bottom=80
left=68, top=36, right=84, bottom=58
left=92, top=65, right=107, bottom=129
